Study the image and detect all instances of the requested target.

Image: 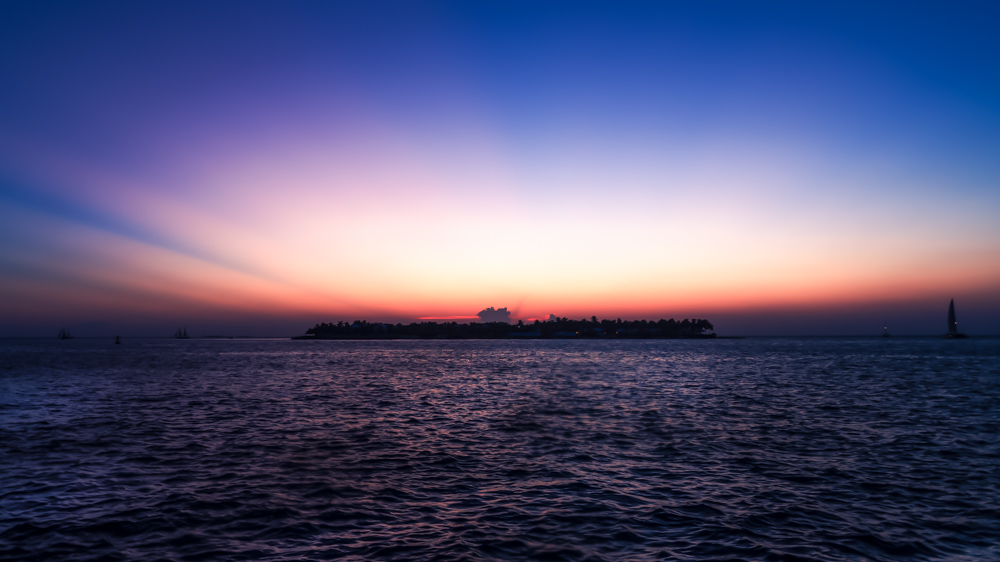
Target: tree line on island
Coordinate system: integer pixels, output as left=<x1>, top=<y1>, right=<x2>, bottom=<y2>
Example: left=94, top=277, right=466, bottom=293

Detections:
left=297, top=316, right=715, bottom=340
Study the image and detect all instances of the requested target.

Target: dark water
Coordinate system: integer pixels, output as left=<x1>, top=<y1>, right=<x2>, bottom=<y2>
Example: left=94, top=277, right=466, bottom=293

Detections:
left=1, top=338, right=998, bottom=561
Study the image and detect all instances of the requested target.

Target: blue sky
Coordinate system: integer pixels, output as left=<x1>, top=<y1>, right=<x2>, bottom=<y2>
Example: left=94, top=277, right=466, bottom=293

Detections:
left=1, top=1, right=998, bottom=336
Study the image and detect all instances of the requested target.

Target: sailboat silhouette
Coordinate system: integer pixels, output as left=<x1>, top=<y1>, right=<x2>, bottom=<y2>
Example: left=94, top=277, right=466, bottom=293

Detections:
left=944, top=299, right=968, bottom=339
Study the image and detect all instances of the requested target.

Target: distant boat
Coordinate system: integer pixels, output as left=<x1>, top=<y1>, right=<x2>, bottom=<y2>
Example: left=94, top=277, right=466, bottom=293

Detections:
left=173, top=328, right=190, bottom=339
left=944, top=299, right=968, bottom=339
left=882, top=324, right=890, bottom=338
left=115, top=335, right=121, bottom=345
left=58, top=328, right=72, bottom=340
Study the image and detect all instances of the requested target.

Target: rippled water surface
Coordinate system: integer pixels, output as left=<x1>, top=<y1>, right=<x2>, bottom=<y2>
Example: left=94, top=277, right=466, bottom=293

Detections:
left=2, top=338, right=999, bottom=561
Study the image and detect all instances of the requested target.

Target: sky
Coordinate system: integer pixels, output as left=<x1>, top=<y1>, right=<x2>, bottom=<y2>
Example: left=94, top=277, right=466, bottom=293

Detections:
left=1, top=1, right=999, bottom=336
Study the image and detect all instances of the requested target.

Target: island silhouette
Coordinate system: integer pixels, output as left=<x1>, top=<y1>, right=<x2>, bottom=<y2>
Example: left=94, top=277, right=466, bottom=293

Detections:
left=296, top=316, right=715, bottom=340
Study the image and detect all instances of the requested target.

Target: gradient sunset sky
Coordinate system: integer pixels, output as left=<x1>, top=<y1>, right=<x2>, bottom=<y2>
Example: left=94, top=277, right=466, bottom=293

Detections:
left=1, top=1, right=998, bottom=336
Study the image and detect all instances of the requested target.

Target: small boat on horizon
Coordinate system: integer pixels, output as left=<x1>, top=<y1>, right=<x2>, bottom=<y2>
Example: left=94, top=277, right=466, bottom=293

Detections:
left=58, top=328, right=72, bottom=340
left=944, top=298, right=968, bottom=339
left=173, top=328, right=190, bottom=339
left=882, top=324, right=890, bottom=338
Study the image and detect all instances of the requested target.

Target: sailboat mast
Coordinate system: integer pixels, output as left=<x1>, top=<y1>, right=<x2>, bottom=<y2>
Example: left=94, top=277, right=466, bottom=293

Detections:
left=948, top=299, right=958, bottom=334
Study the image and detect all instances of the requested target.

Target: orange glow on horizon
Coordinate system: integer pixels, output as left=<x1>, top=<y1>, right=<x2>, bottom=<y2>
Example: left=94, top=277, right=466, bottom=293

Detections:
left=2, top=95, right=999, bottom=335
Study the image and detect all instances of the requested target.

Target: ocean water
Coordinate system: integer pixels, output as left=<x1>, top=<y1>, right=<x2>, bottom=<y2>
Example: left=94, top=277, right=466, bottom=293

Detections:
left=1, top=337, right=998, bottom=561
